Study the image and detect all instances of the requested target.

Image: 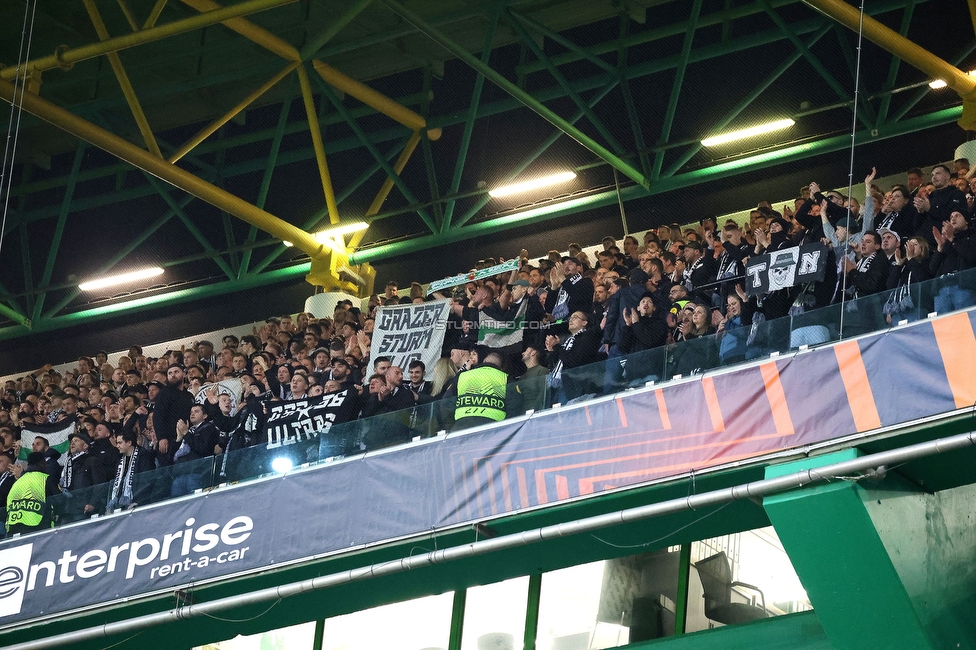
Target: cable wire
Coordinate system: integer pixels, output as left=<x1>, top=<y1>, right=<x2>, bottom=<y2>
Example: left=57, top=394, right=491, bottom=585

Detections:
left=0, top=0, right=39, bottom=262
left=837, top=0, right=867, bottom=340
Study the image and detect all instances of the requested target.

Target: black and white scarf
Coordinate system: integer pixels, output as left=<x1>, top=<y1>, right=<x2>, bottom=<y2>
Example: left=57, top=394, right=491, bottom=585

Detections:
left=59, top=450, right=88, bottom=489
left=108, top=447, right=141, bottom=508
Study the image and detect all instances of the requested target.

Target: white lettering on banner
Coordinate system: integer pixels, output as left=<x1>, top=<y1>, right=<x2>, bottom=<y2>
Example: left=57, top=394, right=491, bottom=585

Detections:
left=376, top=329, right=434, bottom=355
left=798, top=250, right=821, bottom=275
left=747, top=262, right=767, bottom=289
left=0, top=516, right=254, bottom=612
left=372, top=300, right=450, bottom=380
left=0, top=544, right=32, bottom=617
left=265, top=391, right=350, bottom=449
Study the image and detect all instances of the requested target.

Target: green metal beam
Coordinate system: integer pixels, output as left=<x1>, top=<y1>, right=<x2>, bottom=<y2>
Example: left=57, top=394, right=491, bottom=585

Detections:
left=830, top=22, right=878, bottom=127
left=452, top=81, right=620, bottom=229
left=889, top=41, right=976, bottom=123
left=617, top=17, right=652, bottom=180
left=504, top=10, right=627, bottom=156
left=877, top=0, right=917, bottom=126
left=517, top=0, right=795, bottom=75
left=141, top=173, right=238, bottom=281
left=16, top=224, right=31, bottom=316
left=0, top=262, right=311, bottom=341
left=317, top=4, right=494, bottom=58
left=213, top=139, right=240, bottom=275
left=523, top=573, right=542, bottom=650
left=247, top=137, right=409, bottom=277
left=652, top=0, right=703, bottom=180
left=442, top=9, right=499, bottom=231
left=508, top=9, right=617, bottom=76
left=299, top=0, right=373, bottom=61
left=420, top=69, right=444, bottom=227
left=312, top=71, right=439, bottom=234
left=757, top=0, right=872, bottom=130
left=673, top=543, right=692, bottom=635
left=239, top=91, right=293, bottom=278
left=31, top=143, right=86, bottom=322
left=376, top=0, right=649, bottom=188
left=349, top=104, right=961, bottom=264
left=0, top=280, right=24, bottom=315
left=663, top=22, right=833, bottom=178
left=447, top=589, right=466, bottom=650
left=0, top=303, right=31, bottom=329
left=42, top=195, right=189, bottom=319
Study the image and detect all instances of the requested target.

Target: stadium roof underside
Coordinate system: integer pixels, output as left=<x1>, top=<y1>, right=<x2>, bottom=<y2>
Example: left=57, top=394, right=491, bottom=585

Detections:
left=0, top=0, right=974, bottom=343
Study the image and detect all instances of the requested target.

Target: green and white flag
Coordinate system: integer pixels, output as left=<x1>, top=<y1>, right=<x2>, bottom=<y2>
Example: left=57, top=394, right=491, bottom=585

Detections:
left=479, top=298, right=528, bottom=349
left=20, top=418, right=77, bottom=465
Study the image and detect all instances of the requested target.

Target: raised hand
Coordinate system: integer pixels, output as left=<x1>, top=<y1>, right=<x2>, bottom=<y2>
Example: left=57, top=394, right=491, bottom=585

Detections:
left=865, top=166, right=877, bottom=186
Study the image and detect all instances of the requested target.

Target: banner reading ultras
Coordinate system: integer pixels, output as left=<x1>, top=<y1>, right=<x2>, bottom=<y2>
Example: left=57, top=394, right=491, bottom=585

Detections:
left=371, top=299, right=451, bottom=380
left=265, top=390, right=358, bottom=450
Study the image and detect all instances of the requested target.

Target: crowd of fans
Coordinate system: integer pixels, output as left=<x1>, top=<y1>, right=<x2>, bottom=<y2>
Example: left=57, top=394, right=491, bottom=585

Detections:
left=2, top=158, right=976, bottom=537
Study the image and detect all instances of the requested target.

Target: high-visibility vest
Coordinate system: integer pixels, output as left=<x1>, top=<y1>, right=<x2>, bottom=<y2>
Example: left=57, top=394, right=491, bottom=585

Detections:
left=455, top=365, right=508, bottom=422
left=6, top=471, right=49, bottom=531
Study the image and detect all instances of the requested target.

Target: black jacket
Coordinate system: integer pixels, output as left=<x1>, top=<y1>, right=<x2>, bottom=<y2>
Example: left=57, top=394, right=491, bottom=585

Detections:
left=544, top=326, right=604, bottom=371
left=42, top=447, right=61, bottom=478
left=153, top=385, right=194, bottom=444
left=174, top=421, right=219, bottom=464
left=916, top=185, right=967, bottom=245
left=847, top=252, right=891, bottom=298
left=545, top=273, right=594, bottom=320
left=89, top=437, right=120, bottom=486
left=930, top=227, right=976, bottom=277
left=620, top=313, right=669, bottom=353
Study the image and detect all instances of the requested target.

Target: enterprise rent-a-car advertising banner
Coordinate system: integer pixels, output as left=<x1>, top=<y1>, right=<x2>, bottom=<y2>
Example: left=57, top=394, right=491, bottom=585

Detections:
left=1, top=311, right=974, bottom=626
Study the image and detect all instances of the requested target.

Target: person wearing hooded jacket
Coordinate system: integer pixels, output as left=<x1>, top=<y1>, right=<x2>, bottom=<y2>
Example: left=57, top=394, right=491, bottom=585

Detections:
left=753, top=216, right=800, bottom=320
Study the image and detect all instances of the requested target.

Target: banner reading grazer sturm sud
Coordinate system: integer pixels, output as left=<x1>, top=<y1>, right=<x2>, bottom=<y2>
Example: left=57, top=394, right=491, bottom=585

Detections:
left=745, top=243, right=829, bottom=297
left=372, top=299, right=451, bottom=380
left=264, top=390, right=358, bottom=450
left=19, top=418, right=75, bottom=465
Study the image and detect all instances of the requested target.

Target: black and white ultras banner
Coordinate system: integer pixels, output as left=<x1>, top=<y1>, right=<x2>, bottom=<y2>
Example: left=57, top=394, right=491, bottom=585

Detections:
left=745, top=243, right=828, bottom=296
left=264, top=390, right=358, bottom=450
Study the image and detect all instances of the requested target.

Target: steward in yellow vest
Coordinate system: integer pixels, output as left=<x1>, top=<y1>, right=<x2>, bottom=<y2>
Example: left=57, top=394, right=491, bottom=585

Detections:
left=6, top=452, right=56, bottom=537
left=453, top=351, right=522, bottom=430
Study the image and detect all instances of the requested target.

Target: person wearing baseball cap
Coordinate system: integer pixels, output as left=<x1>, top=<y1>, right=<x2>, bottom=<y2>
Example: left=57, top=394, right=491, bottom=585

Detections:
left=877, top=227, right=901, bottom=263
left=57, top=430, right=97, bottom=524
left=546, top=254, right=594, bottom=329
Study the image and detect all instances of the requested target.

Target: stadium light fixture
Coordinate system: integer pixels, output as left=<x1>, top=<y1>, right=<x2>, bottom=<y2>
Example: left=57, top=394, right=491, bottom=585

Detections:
left=78, top=267, right=164, bottom=291
left=701, top=118, right=796, bottom=147
left=271, top=456, right=294, bottom=473
left=929, top=79, right=948, bottom=89
left=489, top=171, right=577, bottom=198
left=283, top=221, right=369, bottom=248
